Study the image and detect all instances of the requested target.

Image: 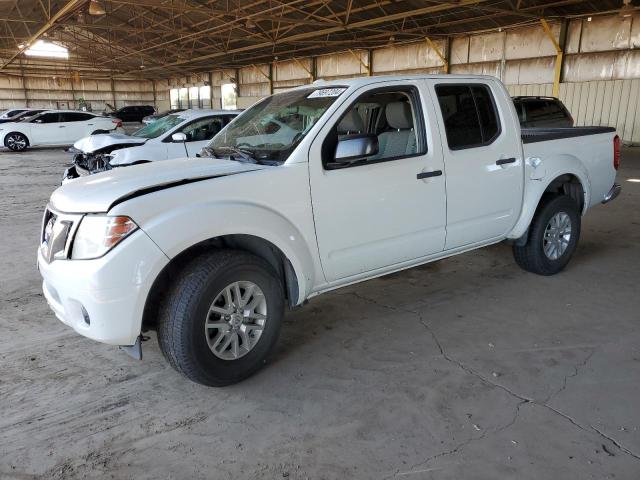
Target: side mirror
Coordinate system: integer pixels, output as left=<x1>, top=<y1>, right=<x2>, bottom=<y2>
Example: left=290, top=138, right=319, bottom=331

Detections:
left=334, top=134, right=378, bottom=162
left=171, top=132, right=187, bottom=143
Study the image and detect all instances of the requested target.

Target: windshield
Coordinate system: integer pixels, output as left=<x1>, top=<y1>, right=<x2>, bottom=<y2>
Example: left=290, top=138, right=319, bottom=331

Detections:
left=133, top=114, right=184, bottom=139
left=205, top=86, right=346, bottom=164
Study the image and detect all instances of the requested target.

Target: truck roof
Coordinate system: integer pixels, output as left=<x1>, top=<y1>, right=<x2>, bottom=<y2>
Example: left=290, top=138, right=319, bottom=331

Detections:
left=307, top=74, right=500, bottom=89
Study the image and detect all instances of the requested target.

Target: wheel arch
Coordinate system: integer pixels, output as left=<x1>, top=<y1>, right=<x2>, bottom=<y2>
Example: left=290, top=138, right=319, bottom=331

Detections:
left=508, top=166, right=590, bottom=241
left=141, top=234, right=300, bottom=332
left=3, top=131, right=30, bottom=148
left=543, top=173, right=585, bottom=213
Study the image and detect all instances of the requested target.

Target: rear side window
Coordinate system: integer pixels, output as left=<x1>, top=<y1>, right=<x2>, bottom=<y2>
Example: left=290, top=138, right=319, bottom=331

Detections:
left=435, top=84, right=501, bottom=150
left=60, top=112, right=94, bottom=122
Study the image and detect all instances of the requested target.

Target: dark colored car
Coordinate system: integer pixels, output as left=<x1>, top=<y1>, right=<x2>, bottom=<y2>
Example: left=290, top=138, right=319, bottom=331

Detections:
left=142, top=108, right=186, bottom=125
left=110, top=105, right=156, bottom=123
left=513, top=96, right=574, bottom=128
left=0, top=109, right=47, bottom=124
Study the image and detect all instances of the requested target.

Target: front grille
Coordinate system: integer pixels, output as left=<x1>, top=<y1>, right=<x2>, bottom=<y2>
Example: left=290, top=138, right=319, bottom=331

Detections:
left=40, top=207, right=81, bottom=263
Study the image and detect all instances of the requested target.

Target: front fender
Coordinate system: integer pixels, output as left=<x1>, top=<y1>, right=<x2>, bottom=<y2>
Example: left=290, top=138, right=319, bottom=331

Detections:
left=109, top=146, right=149, bottom=166
left=113, top=199, right=318, bottom=305
left=2, top=125, right=29, bottom=140
left=508, top=153, right=591, bottom=240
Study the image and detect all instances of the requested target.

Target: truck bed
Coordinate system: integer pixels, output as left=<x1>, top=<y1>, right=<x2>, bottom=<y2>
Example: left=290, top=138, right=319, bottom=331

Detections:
left=521, top=126, right=616, bottom=144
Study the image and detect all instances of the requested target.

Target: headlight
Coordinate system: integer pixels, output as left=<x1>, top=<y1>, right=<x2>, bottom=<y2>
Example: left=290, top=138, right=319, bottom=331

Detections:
left=71, top=215, right=138, bottom=259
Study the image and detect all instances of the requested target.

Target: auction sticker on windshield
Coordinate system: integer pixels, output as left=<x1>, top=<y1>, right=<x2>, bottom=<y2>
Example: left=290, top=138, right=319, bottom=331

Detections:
left=307, top=88, right=346, bottom=98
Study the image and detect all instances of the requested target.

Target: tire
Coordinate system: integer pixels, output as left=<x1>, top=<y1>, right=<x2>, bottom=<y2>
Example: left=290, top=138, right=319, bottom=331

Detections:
left=513, top=194, right=581, bottom=275
left=4, top=132, right=28, bottom=152
left=157, top=250, right=285, bottom=386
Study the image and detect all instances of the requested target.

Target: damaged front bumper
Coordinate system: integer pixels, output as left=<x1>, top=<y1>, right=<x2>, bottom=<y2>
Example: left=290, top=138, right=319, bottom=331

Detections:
left=62, top=152, right=111, bottom=183
left=38, top=228, right=169, bottom=347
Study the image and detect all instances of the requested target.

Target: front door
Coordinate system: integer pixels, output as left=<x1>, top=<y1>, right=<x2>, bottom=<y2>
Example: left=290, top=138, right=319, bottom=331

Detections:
left=430, top=80, right=523, bottom=249
left=309, top=81, right=447, bottom=282
left=165, top=116, right=227, bottom=158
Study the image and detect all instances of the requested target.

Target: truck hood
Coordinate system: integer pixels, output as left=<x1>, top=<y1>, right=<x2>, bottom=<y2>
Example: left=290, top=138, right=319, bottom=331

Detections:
left=50, top=157, right=270, bottom=213
left=73, top=133, right=147, bottom=153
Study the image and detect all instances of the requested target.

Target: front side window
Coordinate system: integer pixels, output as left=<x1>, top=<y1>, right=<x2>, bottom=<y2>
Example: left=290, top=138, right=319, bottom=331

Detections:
left=322, top=87, right=423, bottom=168
left=60, top=112, right=94, bottom=122
left=133, top=114, right=184, bottom=139
left=32, top=112, right=60, bottom=124
left=205, top=87, right=345, bottom=164
left=181, top=116, right=224, bottom=142
left=435, top=84, right=501, bottom=150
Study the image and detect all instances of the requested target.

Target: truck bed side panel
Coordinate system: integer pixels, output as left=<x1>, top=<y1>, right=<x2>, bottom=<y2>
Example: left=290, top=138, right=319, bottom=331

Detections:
left=508, top=130, right=617, bottom=239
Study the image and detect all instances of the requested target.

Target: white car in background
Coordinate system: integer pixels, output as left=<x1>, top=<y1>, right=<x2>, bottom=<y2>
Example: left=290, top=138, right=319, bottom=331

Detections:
left=1, top=110, right=122, bottom=152
left=0, top=108, right=47, bottom=122
left=64, top=109, right=239, bottom=180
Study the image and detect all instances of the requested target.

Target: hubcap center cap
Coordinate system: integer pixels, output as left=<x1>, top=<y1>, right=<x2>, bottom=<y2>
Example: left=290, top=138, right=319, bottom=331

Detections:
left=230, top=313, right=243, bottom=328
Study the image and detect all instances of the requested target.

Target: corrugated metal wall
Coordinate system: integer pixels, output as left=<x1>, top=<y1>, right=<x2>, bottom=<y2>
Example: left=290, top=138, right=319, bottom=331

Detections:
left=2, top=11, right=639, bottom=139
left=508, top=79, right=640, bottom=145
left=0, top=74, right=155, bottom=112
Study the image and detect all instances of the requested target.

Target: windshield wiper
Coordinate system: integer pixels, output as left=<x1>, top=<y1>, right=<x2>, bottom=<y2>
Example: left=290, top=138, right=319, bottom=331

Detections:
left=205, top=145, right=282, bottom=166
left=210, top=146, right=259, bottom=164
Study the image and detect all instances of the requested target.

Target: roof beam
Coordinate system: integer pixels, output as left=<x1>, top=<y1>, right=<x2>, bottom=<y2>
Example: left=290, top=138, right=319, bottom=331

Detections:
left=125, top=0, right=487, bottom=74
left=0, top=0, right=88, bottom=70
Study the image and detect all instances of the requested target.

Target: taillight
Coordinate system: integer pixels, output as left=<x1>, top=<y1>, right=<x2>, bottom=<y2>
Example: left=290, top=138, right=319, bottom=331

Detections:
left=613, top=135, right=621, bottom=170
left=112, top=118, right=122, bottom=128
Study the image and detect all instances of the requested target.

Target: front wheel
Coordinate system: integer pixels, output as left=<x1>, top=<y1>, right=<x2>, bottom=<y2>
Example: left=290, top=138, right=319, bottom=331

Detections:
left=4, top=132, right=28, bottom=151
left=157, top=250, right=284, bottom=386
left=513, top=195, right=581, bottom=275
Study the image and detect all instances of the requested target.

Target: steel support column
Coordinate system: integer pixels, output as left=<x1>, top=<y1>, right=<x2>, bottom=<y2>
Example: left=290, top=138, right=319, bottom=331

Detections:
left=541, top=18, right=567, bottom=97
left=426, top=36, right=448, bottom=74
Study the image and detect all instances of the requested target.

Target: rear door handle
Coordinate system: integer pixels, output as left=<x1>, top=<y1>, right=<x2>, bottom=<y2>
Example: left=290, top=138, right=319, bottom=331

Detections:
left=496, top=157, right=516, bottom=166
left=417, top=170, right=443, bottom=180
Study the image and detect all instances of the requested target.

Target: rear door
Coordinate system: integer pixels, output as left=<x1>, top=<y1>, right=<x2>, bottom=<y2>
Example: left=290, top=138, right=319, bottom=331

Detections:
left=58, top=112, right=96, bottom=143
left=431, top=79, right=523, bottom=250
left=28, top=112, right=62, bottom=144
left=309, top=80, right=447, bottom=282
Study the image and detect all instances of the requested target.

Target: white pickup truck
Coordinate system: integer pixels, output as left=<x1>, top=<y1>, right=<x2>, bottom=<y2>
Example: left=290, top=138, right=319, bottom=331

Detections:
left=37, top=75, right=621, bottom=386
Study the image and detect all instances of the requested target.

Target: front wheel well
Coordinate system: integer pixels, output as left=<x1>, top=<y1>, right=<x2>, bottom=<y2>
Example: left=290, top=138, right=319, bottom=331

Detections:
left=141, top=235, right=299, bottom=331
left=543, top=174, right=585, bottom=213
left=4, top=131, right=30, bottom=147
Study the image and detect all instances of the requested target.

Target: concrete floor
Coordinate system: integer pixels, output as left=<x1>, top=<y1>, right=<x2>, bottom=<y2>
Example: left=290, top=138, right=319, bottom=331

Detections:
left=1, top=145, right=639, bottom=480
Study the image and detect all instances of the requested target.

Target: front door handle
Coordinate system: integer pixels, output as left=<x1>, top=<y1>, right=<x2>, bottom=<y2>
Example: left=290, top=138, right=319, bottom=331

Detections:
left=496, top=157, right=516, bottom=166
left=417, top=170, right=443, bottom=180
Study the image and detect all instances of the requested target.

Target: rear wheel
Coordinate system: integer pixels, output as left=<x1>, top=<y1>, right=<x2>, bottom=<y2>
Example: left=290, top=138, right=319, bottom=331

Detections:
left=4, top=132, right=28, bottom=151
left=157, top=250, right=284, bottom=386
left=513, top=195, right=581, bottom=275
